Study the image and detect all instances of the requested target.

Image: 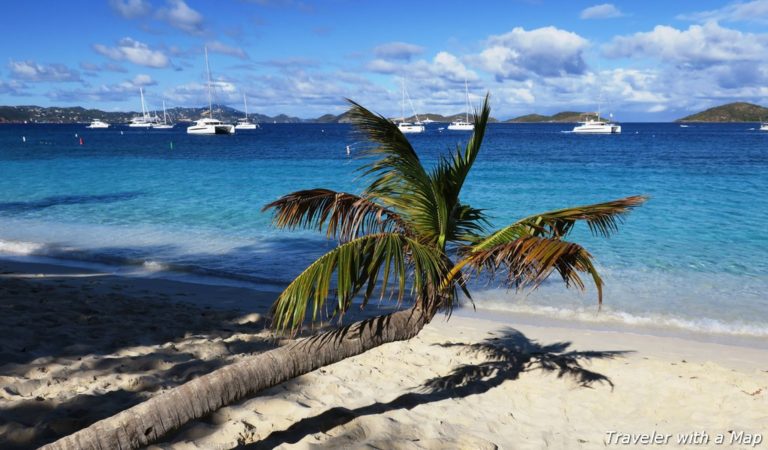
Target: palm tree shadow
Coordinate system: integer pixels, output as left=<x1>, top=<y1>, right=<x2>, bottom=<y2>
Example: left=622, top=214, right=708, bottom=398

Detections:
left=245, top=327, right=630, bottom=449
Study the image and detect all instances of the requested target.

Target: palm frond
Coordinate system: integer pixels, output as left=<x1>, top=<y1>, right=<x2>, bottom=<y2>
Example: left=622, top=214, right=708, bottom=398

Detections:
left=262, top=188, right=411, bottom=242
left=469, top=195, right=647, bottom=254
left=515, top=196, right=648, bottom=239
left=462, top=236, right=604, bottom=306
left=271, top=232, right=446, bottom=333
left=428, top=94, right=492, bottom=247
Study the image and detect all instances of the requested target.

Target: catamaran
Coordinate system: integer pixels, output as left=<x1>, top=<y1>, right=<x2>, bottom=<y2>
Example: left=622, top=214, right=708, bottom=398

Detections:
left=235, top=93, right=258, bottom=130
left=447, top=79, right=474, bottom=131
left=151, top=100, right=174, bottom=129
left=397, top=78, right=424, bottom=134
left=572, top=113, right=621, bottom=134
left=187, top=47, right=235, bottom=135
left=129, top=87, right=161, bottom=128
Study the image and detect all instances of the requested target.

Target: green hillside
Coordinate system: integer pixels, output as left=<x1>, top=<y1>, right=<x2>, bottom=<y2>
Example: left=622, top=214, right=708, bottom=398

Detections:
left=506, top=111, right=601, bottom=123
left=677, top=102, right=768, bottom=122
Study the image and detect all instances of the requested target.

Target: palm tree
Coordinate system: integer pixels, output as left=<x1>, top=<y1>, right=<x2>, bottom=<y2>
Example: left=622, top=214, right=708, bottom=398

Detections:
left=44, top=95, right=645, bottom=449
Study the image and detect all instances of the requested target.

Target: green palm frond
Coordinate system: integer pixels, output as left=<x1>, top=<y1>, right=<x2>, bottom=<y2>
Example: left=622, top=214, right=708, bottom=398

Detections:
left=515, top=195, right=648, bottom=239
left=470, top=195, right=647, bottom=253
left=428, top=94, right=492, bottom=247
left=262, top=188, right=411, bottom=242
left=462, top=235, right=604, bottom=306
left=271, top=232, right=446, bottom=333
left=346, top=100, right=433, bottom=201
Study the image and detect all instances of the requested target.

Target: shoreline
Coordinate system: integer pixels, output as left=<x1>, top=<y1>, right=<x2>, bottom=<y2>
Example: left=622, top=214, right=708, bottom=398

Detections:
left=2, top=254, right=766, bottom=349
left=1, top=257, right=767, bottom=448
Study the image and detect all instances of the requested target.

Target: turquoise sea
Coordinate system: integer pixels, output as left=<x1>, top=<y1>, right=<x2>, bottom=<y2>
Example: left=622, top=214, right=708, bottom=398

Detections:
left=1, top=122, right=766, bottom=338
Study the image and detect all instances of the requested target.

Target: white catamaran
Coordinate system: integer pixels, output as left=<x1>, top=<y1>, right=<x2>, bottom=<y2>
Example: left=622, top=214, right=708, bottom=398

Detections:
left=151, top=100, right=174, bottom=130
left=187, top=47, right=235, bottom=135
left=129, top=87, right=161, bottom=128
left=447, top=79, right=474, bottom=131
left=235, top=93, right=258, bottom=130
left=397, top=78, right=424, bottom=134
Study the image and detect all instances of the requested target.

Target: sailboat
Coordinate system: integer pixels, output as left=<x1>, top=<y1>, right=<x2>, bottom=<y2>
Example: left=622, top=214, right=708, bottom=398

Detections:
left=235, top=93, right=258, bottom=130
left=187, top=47, right=235, bottom=135
left=397, top=78, right=424, bottom=134
left=152, top=100, right=174, bottom=129
left=129, top=87, right=160, bottom=127
left=447, top=79, right=474, bottom=131
left=760, top=120, right=768, bottom=131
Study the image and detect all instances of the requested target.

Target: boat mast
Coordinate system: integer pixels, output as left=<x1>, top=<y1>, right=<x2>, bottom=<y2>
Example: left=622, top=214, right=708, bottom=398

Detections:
left=464, top=78, right=469, bottom=123
left=401, top=78, right=406, bottom=122
left=139, top=87, right=147, bottom=119
left=162, top=100, right=168, bottom=124
left=243, top=93, right=248, bottom=120
left=205, top=46, right=213, bottom=119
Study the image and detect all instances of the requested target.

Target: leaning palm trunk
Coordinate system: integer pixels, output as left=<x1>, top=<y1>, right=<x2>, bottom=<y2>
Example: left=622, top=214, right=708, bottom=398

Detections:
left=46, top=95, right=644, bottom=449
left=43, top=305, right=429, bottom=450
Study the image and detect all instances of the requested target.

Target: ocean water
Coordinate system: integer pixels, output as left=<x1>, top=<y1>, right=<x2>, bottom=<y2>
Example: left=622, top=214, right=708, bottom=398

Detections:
left=1, top=122, right=766, bottom=338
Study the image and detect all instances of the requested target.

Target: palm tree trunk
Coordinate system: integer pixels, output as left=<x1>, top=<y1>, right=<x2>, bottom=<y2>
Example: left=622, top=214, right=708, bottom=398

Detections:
left=42, top=304, right=430, bottom=450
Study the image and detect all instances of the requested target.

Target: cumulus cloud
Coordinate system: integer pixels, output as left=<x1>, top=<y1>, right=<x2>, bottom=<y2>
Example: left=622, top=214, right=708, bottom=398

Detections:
left=0, top=80, right=29, bottom=96
left=157, top=0, right=205, bottom=35
left=94, top=38, right=170, bottom=68
left=206, top=41, right=249, bottom=60
left=109, top=0, right=151, bottom=18
left=477, top=26, right=589, bottom=81
left=604, top=22, right=767, bottom=67
left=678, top=0, right=768, bottom=24
left=580, top=3, right=623, bottom=19
left=373, top=42, right=425, bottom=61
left=49, top=74, right=162, bottom=103
left=8, top=60, right=81, bottom=82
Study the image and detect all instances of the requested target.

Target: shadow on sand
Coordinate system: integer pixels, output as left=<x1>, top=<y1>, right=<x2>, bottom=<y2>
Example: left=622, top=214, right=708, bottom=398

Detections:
left=245, top=328, right=629, bottom=449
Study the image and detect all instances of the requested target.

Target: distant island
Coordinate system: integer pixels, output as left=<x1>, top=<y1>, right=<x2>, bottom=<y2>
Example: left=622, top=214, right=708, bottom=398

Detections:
left=676, top=102, right=768, bottom=122
left=2, top=101, right=767, bottom=124
left=505, top=111, right=598, bottom=123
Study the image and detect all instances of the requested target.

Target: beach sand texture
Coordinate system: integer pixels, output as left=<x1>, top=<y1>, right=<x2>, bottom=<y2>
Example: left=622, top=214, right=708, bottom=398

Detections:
left=1, top=260, right=766, bottom=449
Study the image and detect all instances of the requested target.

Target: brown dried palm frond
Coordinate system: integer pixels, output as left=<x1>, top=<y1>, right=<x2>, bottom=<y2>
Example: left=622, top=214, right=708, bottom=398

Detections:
left=263, top=188, right=411, bottom=242
left=464, top=235, right=604, bottom=306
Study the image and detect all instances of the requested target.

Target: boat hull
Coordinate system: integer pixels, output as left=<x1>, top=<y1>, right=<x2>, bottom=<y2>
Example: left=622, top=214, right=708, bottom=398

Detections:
left=447, top=122, right=474, bottom=131
left=187, top=124, right=235, bottom=135
left=397, top=123, right=425, bottom=133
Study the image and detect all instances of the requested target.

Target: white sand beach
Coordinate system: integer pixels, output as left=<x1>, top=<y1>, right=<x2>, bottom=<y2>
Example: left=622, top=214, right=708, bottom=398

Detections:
left=1, top=259, right=766, bottom=449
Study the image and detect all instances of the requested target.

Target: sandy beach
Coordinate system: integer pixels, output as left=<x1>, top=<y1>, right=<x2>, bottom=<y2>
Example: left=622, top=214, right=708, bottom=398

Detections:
left=1, top=259, right=766, bottom=449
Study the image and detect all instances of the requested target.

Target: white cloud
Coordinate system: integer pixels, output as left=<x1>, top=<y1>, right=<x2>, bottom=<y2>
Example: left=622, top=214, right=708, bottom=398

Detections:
left=0, top=80, right=29, bottom=95
left=373, top=42, right=425, bottom=61
left=109, top=0, right=150, bottom=18
left=207, top=41, right=249, bottom=60
left=8, top=60, right=81, bottom=82
left=580, top=3, right=623, bottom=19
left=477, top=26, right=589, bottom=80
left=157, top=0, right=205, bottom=35
left=130, top=74, right=156, bottom=86
left=678, top=0, right=768, bottom=24
left=604, top=22, right=767, bottom=67
left=94, top=38, right=170, bottom=68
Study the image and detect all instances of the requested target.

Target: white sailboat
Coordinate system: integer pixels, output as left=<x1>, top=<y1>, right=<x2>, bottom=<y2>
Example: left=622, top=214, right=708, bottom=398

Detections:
left=235, top=93, right=258, bottom=130
left=187, top=47, right=235, bottom=135
left=152, top=100, right=174, bottom=129
left=760, top=121, right=768, bottom=131
left=129, top=87, right=160, bottom=128
left=397, top=78, right=424, bottom=134
left=447, top=79, right=474, bottom=131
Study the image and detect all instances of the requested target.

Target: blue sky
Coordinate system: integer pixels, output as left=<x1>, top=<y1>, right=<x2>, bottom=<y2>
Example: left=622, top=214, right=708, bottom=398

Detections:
left=1, top=0, right=767, bottom=121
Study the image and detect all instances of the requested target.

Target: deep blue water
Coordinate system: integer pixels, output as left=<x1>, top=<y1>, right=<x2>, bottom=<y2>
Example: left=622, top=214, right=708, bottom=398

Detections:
left=1, top=122, right=766, bottom=336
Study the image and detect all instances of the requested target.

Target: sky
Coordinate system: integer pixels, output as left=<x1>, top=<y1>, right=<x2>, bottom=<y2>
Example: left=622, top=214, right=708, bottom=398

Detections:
left=1, top=0, right=768, bottom=121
